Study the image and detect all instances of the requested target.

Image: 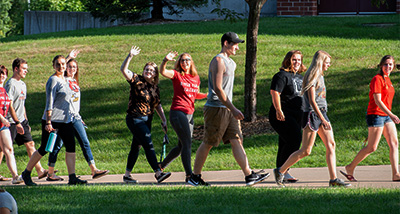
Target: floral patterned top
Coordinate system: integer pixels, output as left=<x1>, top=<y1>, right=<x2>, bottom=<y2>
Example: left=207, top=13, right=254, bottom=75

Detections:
left=126, top=73, right=160, bottom=117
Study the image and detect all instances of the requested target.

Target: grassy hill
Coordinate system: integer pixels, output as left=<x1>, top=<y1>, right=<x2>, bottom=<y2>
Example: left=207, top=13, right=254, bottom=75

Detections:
left=0, top=15, right=399, bottom=177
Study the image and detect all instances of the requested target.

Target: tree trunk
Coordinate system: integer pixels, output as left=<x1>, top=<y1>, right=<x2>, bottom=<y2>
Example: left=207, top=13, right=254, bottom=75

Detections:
left=244, top=0, right=267, bottom=122
left=151, top=0, right=165, bottom=19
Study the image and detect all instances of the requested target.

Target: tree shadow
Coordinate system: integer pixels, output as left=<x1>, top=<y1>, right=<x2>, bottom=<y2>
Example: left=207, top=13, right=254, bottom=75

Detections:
left=1, top=15, right=398, bottom=43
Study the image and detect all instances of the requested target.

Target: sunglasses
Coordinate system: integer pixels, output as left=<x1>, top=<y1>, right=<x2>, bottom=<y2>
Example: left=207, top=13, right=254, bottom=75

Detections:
left=181, top=58, right=191, bottom=62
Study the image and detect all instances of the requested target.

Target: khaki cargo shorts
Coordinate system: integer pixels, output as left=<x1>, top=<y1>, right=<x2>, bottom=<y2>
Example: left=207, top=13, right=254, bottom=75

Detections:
left=203, top=106, right=242, bottom=146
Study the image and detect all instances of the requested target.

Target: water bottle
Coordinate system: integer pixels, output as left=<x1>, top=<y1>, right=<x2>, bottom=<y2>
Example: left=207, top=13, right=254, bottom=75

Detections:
left=45, top=130, right=58, bottom=153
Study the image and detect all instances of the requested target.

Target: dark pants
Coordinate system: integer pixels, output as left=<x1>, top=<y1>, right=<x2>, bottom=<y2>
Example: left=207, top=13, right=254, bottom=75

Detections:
left=161, top=110, right=193, bottom=176
left=48, top=118, right=95, bottom=167
left=269, top=108, right=302, bottom=168
left=38, top=120, right=75, bottom=156
left=125, top=114, right=160, bottom=172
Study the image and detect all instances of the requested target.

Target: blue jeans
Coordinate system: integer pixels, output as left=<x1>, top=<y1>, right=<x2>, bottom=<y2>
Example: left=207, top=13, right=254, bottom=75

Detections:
left=48, top=118, right=95, bottom=167
left=125, top=114, right=160, bottom=172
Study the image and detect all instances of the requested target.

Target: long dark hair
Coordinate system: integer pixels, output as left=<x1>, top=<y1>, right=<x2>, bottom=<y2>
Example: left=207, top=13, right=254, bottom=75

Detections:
left=377, top=55, right=395, bottom=88
left=65, top=59, right=79, bottom=85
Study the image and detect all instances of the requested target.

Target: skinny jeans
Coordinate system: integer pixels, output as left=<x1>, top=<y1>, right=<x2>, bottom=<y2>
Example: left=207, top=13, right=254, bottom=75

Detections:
left=48, top=118, right=95, bottom=167
left=125, top=114, right=159, bottom=172
left=269, top=108, right=302, bottom=168
left=161, top=110, right=194, bottom=176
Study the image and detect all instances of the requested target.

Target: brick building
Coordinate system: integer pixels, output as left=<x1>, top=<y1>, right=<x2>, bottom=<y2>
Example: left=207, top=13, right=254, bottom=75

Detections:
left=277, top=0, right=399, bottom=16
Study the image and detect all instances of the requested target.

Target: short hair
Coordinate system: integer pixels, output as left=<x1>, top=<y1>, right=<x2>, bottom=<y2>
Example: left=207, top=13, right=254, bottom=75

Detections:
left=12, top=58, right=27, bottom=71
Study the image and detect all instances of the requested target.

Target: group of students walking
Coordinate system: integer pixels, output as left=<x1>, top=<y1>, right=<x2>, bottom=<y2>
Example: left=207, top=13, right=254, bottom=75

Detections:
left=119, top=32, right=269, bottom=186
left=1, top=32, right=398, bottom=187
left=269, top=50, right=399, bottom=187
left=0, top=51, right=109, bottom=186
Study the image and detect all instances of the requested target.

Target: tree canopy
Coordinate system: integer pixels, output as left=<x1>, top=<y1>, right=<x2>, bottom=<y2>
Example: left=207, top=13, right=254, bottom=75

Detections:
left=85, top=0, right=220, bottom=21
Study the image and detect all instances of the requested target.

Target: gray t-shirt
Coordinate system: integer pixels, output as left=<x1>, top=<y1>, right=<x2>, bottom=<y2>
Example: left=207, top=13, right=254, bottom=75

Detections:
left=4, top=78, right=26, bottom=123
left=205, top=53, right=236, bottom=108
left=302, top=76, right=328, bottom=112
left=0, top=191, right=18, bottom=213
left=65, top=77, right=81, bottom=120
left=41, top=75, right=73, bottom=123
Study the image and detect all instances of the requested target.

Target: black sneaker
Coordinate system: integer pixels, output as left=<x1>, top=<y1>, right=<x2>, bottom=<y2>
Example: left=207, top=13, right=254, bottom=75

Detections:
left=68, top=177, right=88, bottom=185
left=245, top=171, right=270, bottom=186
left=155, top=172, right=171, bottom=183
left=329, top=178, right=351, bottom=187
left=22, top=170, right=37, bottom=186
left=123, top=175, right=138, bottom=184
left=187, top=173, right=210, bottom=187
left=273, top=168, right=285, bottom=187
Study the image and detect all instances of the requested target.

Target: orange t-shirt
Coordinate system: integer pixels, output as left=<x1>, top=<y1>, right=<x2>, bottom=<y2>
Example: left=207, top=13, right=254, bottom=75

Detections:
left=367, top=74, right=395, bottom=116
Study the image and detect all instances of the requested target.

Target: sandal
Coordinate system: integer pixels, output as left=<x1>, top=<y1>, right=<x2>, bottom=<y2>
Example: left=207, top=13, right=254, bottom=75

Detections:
left=0, top=175, right=10, bottom=181
left=38, top=169, right=49, bottom=179
left=46, top=174, right=64, bottom=181
left=340, top=170, right=357, bottom=182
left=92, top=170, right=109, bottom=179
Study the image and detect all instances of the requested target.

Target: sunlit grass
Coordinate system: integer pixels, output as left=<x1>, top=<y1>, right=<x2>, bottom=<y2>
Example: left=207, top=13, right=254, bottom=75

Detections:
left=0, top=15, right=398, bottom=178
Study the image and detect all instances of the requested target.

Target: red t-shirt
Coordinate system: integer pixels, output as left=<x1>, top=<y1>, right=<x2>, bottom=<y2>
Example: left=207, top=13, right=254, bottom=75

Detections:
left=0, top=87, right=11, bottom=128
left=367, top=74, right=395, bottom=116
left=171, top=70, right=201, bottom=114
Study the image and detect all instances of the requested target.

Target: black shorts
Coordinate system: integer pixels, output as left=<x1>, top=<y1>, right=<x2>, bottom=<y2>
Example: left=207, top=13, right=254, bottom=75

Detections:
left=301, top=110, right=330, bottom=132
left=9, top=120, right=33, bottom=146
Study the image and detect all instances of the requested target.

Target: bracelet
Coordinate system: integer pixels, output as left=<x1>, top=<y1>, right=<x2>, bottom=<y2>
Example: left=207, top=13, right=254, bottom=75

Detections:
left=15, top=121, right=20, bottom=125
left=162, top=58, right=168, bottom=63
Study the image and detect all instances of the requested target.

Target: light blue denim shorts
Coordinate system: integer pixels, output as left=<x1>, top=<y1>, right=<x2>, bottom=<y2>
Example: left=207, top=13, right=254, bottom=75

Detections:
left=366, top=114, right=392, bottom=127
left=0, top=126, right=9, bottom=132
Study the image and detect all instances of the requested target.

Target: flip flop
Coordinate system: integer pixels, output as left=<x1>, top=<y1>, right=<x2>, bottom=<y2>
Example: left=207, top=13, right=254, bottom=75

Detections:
left=92, top=170, right=109, bottom=179
left=46, top=175, right=64, bottom=181
left=38, top=169, right=49, bottom=179
left=0, top=176, right=10, bottom=181
left=340, top=170, right=357, bottom=182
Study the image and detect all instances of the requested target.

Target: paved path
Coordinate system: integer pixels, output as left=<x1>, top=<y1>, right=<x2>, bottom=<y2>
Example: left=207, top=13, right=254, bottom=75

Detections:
left=3, top=165, right=400, bottom=188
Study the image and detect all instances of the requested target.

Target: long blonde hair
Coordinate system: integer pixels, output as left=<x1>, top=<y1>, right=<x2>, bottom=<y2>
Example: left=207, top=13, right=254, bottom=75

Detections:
left=174, top=53, right=198, bottom=76
left=301, top=50, right=331, bottom=95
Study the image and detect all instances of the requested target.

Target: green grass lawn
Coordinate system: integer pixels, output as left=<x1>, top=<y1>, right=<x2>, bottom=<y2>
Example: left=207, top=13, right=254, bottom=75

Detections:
left=0, top=14, right=398, bottom=177
left=4, top=185, right=400, bottom=214
left=0, top=14, right=399, bottom=214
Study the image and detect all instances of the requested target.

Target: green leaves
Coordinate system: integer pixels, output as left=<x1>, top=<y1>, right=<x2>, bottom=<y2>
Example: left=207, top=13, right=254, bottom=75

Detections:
left=0, top=0, right=12, bottom=37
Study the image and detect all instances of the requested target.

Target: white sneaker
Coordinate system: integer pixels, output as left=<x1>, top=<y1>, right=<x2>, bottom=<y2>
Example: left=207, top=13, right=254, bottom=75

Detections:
left=12, top=175, right=23, bottom=184
left=283, top=172, right=299, bottom=183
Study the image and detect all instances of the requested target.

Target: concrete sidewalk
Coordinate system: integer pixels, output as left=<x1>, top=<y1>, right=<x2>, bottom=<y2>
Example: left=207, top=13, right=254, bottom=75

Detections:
left=3, top=165, right=400, bottom=188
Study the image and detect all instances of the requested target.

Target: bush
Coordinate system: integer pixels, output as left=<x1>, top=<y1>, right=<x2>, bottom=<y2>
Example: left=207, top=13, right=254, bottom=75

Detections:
left=0, top=0, right=12, bottom=37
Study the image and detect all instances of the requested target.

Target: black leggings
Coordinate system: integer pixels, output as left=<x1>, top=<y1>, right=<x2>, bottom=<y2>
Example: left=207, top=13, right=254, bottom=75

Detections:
left=38, top=120, right=75, bottom=156
left=269, top=108, right=302, bottom=168
left=161, top=110, right=194, bottom=176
